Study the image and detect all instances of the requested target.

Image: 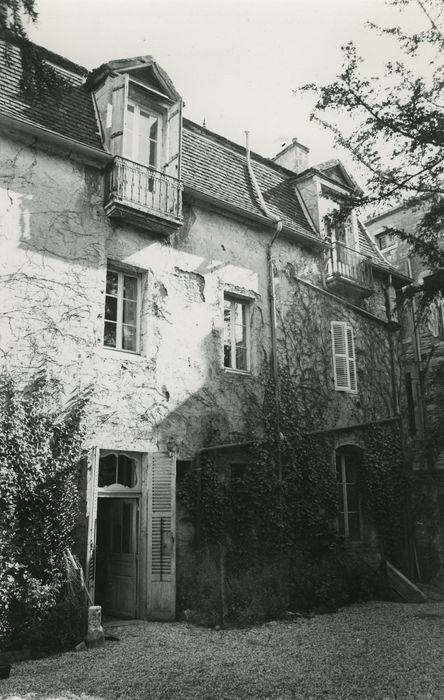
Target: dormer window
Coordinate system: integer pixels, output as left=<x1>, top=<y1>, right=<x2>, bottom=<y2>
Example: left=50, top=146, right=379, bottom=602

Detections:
left=96, top=56, right=184, bottom=234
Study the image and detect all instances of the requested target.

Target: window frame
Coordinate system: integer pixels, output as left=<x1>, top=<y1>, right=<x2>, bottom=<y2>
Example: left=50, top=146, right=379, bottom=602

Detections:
left=103, top=267, right=142, bottom=354
left=223, top=294, right=251, bottom=374
left=336, top=450, right=363, bottom=542
left=331, top=321, right=357, bottom=394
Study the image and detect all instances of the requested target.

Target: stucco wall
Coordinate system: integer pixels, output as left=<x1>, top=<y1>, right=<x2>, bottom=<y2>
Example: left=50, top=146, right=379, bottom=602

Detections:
left=0, top=134, right=399, bottom=453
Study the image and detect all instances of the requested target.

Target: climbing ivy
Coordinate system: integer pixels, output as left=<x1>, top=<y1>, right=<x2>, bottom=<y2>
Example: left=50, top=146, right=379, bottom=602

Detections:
left=0, top=369, right=89, bottom=651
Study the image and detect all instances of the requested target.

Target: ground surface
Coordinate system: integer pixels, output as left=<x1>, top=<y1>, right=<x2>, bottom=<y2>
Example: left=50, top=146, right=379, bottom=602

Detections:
left=1, top=600, right=444, bottom=699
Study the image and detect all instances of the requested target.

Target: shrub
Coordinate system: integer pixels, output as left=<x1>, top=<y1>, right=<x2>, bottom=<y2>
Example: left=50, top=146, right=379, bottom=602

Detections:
left=0, top=370, right=89, bottom=652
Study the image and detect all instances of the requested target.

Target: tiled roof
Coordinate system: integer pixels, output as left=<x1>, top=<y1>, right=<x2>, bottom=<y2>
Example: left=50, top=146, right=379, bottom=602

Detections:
left=182, top=121, right=315, bottom=238
left=0, top=38, right=103, bottom=150
left=358, top=220, right=396, bottom=271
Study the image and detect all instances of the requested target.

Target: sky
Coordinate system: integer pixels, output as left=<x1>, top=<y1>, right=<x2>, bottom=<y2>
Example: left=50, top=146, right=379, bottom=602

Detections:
left=27, top=0, right=425, bottom=177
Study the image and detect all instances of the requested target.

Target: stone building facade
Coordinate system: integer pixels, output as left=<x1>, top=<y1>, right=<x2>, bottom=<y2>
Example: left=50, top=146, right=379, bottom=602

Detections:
left=367, top=202, right=444, bottom=584
left=0, top=37, right=410, bottom=620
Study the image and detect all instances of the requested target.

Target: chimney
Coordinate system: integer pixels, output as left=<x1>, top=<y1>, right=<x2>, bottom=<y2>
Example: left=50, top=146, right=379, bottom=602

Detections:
left=273, top=138, right=309, bottom=174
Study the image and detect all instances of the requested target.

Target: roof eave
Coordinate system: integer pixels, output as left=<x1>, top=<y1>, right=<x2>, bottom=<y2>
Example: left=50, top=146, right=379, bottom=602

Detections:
left=184, top=185, right=326, bottom=250
left=0, top=111, right=112, bottom=167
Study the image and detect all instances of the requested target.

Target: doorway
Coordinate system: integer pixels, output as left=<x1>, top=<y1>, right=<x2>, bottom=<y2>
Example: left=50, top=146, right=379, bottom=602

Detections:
left=95, top=497, right=139, bottom=618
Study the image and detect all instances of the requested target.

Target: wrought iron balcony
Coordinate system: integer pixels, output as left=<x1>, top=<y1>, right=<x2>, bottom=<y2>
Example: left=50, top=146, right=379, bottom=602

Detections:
left=325, top=241, right=373, bottom=298
left=104, top=156, right=183, bottom=235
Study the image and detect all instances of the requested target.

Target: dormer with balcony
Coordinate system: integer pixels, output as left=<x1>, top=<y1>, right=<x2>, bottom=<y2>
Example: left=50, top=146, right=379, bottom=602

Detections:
left=274, top=142, right=374, bottom=301
left=88, top=56, right=183, bottom=235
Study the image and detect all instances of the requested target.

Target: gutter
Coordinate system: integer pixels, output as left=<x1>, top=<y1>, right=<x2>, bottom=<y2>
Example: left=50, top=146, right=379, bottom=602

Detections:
left=244, top=131, right=284, bottom=523
left=0, top=111, right=112, bottom=167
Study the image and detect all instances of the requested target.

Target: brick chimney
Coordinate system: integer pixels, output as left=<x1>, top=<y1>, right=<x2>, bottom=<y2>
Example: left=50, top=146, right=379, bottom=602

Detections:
left=273, top=138, right=309, bottom=174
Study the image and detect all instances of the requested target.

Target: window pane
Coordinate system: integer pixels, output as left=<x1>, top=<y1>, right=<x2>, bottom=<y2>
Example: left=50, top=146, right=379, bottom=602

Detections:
left=348, top=513, right=361, bottom=541
left=149, top=140, right=157, bottom=167
left=235, top=345, right=247, bottom=371
left=224, top=343, right=232, bottom=368
left=124, top=276, right=137, bottom=301
left=105, top=295, right=117, bottom=321
left=347, top=483, right=359, bottom=512
left=345, top=459, right=358, bottom=483
left=106, top=270, right=118, bottom=295
left=122, top=503, right=132, bottom=554
left=104, top=322, right=117, bottom=348
left=118, top=455, right=137, bottom=487
left=123, top=299, right=137, bottom=325
left=112, top=513, right=122, bottom=554
left=224, top=306, right=231, bottom=341
left=149, top=119, right=158, bottom=142
left=122, top=324, right=137, bottom=351
left=98, top=454, right=117, bottom=487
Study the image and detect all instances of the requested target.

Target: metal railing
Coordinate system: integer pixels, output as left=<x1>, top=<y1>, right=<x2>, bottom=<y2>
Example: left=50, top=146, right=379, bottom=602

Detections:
left=326, top=241, right=373, bottom=290
left=106, top=156, right=183, bottom=221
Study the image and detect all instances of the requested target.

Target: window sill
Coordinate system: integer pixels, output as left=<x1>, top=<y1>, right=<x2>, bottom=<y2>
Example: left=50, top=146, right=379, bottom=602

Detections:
left=224, top=367, right=251, bottom=376
left=101, top=346, right=144, bottom=361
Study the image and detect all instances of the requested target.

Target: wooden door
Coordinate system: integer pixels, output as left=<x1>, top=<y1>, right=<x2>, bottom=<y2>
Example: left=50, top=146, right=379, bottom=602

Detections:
left=96, top=497, right=139, bottom=619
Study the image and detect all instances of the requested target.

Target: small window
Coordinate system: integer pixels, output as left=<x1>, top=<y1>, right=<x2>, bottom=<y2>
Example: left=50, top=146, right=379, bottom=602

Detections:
left=104, top=268, right=140, bottom=353
left=331, top=321, right=357, bottom=393
left=223, top=295, right=250, bottom=372
left=336, top=450, right=362, bottom=542
left=376, top=231, right=396, bottom=252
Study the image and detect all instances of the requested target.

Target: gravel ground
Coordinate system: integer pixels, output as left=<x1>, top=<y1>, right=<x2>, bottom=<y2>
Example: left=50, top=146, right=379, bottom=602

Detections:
left=1, top=600, right=444, bottom=700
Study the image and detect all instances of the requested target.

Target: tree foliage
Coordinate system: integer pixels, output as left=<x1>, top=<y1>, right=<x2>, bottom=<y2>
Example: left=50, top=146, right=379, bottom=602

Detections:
left=302, top=0, right=444, bottom=270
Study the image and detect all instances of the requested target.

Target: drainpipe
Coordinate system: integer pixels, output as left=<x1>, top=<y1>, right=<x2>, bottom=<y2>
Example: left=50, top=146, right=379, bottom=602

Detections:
left=407, top=257, right=425, bottom=442
left=244, top=132, right=283, bottom=524
left=384, top=274, right=400, bottom=415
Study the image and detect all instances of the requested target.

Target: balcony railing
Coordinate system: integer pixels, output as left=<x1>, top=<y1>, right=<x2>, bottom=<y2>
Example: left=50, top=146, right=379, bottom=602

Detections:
left=104, top=156, right=183, bottom=234
left=326, top=241, right=373, bottom=297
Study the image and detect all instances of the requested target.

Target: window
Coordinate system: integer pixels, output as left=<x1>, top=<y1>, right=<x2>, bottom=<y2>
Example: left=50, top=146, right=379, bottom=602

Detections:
left=336, top=450, right=362, bottom=541
left=223, top=295, right=250, bottom=372
left=124, top=102, right=160, bottom=169
left=331, top=322, right=357, bottom=392
left=104, top=268, right=140, bottom=352
left=375, top=231, right=396, bottom=252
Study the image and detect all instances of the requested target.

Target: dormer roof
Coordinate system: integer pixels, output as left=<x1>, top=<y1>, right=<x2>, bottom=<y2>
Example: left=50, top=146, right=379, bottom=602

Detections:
left=86, top=55, right=181, bottom=102
left=295, top=159, right=363, bottom=196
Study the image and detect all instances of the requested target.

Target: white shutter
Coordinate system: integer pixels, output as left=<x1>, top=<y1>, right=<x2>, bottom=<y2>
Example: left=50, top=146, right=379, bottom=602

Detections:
left=109, top=73, right=129, bottom=156
left=331, top=322, right=357, bottom=392
left=148, top=452, right=176, bottom=620
left=346, top=325, right=357, bottom=392
left=332, top=321, right=349, bottom=390
left=164, top=101, right=182, bottom=179
left=85, top=447, right=99, bottom=602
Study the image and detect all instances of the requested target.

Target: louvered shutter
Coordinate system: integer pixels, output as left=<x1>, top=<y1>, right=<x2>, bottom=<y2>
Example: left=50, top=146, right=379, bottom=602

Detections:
left=332, top=322, right=349, bottom=390
left=148, top=452, right=176, bottom=620
left=109, top=74, right=129, bottom=156
left=86, top=447, right=99, bottom=602
left=346, top=325, right=357, bottom=392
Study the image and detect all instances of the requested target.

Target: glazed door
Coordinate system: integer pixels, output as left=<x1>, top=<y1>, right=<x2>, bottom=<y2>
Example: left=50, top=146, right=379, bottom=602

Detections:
left=96, top=497, right=139, bottom=618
